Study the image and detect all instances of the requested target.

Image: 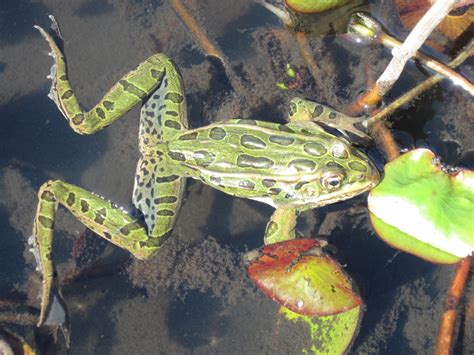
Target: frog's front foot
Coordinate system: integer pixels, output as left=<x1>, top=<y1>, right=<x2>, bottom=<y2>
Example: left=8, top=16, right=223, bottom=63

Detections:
left=246, top=239, right=362, bottom=316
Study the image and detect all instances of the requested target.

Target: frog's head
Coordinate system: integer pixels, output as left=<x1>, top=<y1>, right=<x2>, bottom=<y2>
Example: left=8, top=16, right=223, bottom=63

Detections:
left=293, top=138, right=380, bottom=208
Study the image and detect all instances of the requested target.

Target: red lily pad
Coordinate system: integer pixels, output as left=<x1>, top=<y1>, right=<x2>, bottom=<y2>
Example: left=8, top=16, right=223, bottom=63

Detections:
left=246, top=239, right=362, bottom=316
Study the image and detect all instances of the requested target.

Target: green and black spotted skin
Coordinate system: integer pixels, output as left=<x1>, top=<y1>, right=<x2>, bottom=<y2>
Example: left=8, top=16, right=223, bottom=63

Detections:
left=159, top=117, right=379, bottom=211
left=33, top=18, right=379, bottom=327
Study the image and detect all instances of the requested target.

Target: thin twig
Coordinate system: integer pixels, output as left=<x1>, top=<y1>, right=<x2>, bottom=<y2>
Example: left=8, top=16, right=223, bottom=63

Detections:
left=377, top=33, right=474, bottom=96
left=294, top=31, right=329, bottom=101
left=368, top=40, right=474, bottom=127
left=435, top=256, right=473, bottom=355
left=370, top=121, right=400, bottom=161
left=349, top=0, right=459, bottom=112
left=376, top=0, right=458, bottom=96
left=169, top=0, right=255, bottom=106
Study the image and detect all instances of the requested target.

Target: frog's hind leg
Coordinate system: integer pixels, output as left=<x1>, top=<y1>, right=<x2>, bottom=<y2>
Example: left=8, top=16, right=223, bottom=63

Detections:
left=132, top=156, right=185, bottom=244
left=35, top=19, right=176, bottom=135
left=33, top=180, right=162, bottom=325
left=133, top=70, right=188, bottom=242
left=138, top=57, right=188, bottom=149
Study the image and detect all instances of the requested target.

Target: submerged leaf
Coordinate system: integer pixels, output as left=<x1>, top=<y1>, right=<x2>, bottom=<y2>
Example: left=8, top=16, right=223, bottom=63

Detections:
left=246, top=239, right=362, bottom=316
left=280, top=305, right=362, bottom=354
left=394, top=0, right=474, bottom=51
left=285, top=0, right=352, bottom=14
left=368, top=148, right=474, bottom=264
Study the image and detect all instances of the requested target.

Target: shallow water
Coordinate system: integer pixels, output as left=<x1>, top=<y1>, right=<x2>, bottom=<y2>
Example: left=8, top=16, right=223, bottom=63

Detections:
left=0, top=0, right=473, bottom=353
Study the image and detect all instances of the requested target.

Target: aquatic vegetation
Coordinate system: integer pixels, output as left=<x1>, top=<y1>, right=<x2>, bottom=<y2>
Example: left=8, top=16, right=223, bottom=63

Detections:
left=368, top=148, right=474, bottom=264
left=285, top=0, right=353, bottom=14
left=17, top=0, right=472, bottom=353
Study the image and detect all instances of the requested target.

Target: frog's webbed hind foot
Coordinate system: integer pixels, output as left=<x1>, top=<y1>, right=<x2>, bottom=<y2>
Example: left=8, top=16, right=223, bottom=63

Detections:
left=35, top=16, right=172, bottom=135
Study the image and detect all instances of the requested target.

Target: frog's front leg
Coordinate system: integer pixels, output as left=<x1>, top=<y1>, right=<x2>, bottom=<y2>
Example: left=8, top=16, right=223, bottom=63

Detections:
left=33, top=179, right=175, bottom=325
left=289, top=97, right=370, bottom=140
left=264, top=207, right=297, bottom=244
left=35, top=20, right=171, bottom=135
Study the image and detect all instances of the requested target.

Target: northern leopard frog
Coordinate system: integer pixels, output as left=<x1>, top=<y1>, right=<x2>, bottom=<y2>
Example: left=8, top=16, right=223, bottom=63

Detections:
left=33, top=19, right=379, bottom=326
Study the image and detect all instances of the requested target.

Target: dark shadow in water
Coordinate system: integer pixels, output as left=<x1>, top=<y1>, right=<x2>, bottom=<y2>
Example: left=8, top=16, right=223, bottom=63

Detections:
left=216, top=3, right=280, bottom=61
left=74, top=0, right=114, bottom=18
left=167, top=290, right=228, bottom=348
left=0, top=0, right=49, bottom=46
left=0, top=210, right=26, bottom=292
left=64, top=258, right=131, bottom=355
left=0, top=62, right=6, bottom=73
left=0, top=88, right=107, bottom=186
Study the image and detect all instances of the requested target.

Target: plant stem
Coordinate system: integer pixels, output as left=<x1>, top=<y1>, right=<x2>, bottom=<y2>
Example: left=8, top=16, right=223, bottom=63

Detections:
left=435, top=256, right=473, bottom=355
left=367, top=40, right=473, bottom=127
left=169, top=0, right=255, bottom=106
left=375, top=0, right=459, bottom=96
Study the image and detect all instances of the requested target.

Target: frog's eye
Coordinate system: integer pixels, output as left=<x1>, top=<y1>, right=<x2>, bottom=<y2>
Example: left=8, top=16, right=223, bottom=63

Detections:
left=320, top=172, right=344, bottom=190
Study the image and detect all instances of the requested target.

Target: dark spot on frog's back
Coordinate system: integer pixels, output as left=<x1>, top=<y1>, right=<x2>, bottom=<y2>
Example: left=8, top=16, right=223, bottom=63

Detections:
left=61, top=90, right=74, bottom=100
left=94, top=208, right=107, bottom=225
left=178, top=132, right=198, bottom=140
left=164, top=120, right=182, bottom=130
left=349, top=161, right=368, bottom=172
left=278, top=125, right=293, bottom=133
left=209, top=127, right=226, bottom=140
left=150, top=69, right=163, bottom=79
left=312, top=104, right=324, bottom=117
left=38, top=215, right=54, bottom=229
left=103, top=100, right=114, bottom=111
left=237, top=154, right=274, bottom=169
left=96, top=107, right=106, bottom=119
left=157, top=209, right=175, bottom=217
left=241, top=134, right=267, bottom=150
left=238, top=180, right=255, bottom=190
left=193, top=150, right=215, bottom=167
left=66, top=193, right=75, bottom=206
left=41, top=190, right=55, bottom=202
left=80, top=199, right=90, bottom=213
left=164, top=92, right=184, bottom=104
left=262, top=179, right=277, bottom=188
left=326, top=161, right=345, bottom=170
left=304, top=142, right=327, bottom=156
left=154, top=196, right=178, bottom=204
left=288, top=159, right=316, bottom=172
left=156, top=175, right=180, bottom=183
left=269, top=135, right=295, bottom=146
left=168, top=151, right=186, bottom=161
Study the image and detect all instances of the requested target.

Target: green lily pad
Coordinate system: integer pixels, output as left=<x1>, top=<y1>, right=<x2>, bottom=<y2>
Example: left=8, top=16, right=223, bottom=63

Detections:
left=368, top=148, right=474, bottom=264
left=285, top=0, right=352, bottom=14
left=280, top=305, right=362, bottom=354
left=246, top=239, right=362, bottom=316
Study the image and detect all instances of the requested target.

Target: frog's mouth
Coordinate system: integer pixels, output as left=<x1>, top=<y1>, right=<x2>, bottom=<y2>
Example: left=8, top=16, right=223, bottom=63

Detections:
left=251, top=174, right=379, bottom=210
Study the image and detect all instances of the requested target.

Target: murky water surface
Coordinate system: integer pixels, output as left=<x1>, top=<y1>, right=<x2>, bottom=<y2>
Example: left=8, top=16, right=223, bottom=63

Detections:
left=1, top=0, right=473, bottom=353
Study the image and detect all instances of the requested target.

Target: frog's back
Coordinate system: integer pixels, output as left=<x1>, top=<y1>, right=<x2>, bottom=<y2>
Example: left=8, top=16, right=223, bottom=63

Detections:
left=164, top=119, right=378, bottom=209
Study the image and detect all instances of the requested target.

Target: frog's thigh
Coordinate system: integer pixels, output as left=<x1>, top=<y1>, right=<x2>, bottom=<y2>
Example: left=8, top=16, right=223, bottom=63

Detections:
left=132, top=157, right=185, bottom=242
left=264, top=207, right=297, bottom=244
left=34, top=179, right=163, bottom=324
